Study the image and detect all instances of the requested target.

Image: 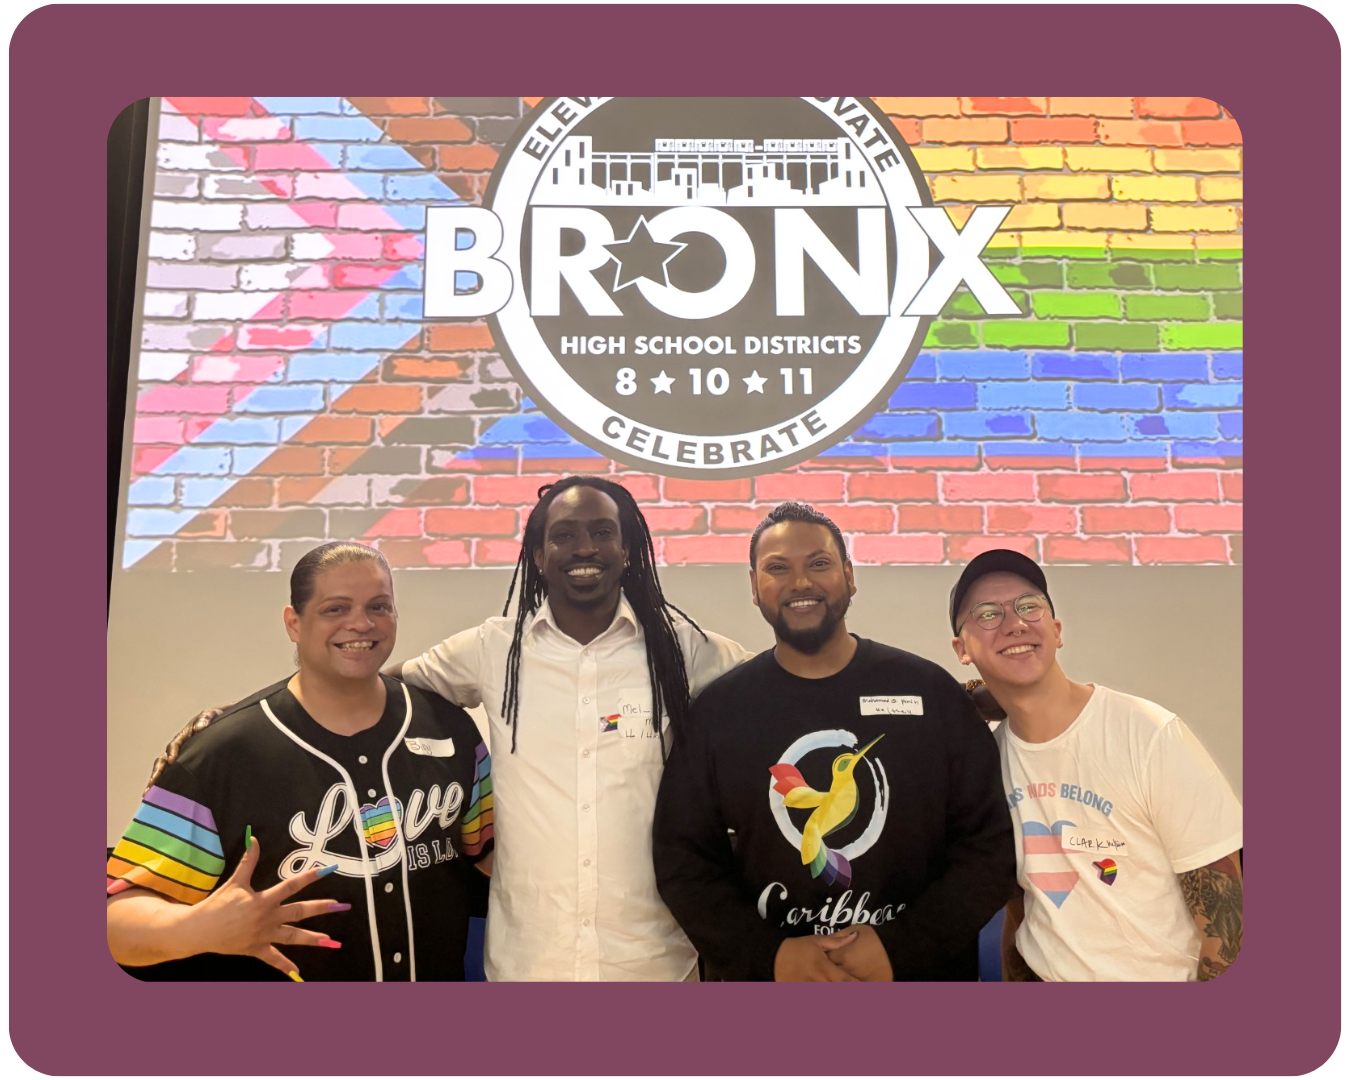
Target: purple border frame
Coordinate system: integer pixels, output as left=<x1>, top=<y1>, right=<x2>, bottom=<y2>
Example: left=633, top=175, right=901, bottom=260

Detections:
left=15, top=4, right=1337, bottom=1074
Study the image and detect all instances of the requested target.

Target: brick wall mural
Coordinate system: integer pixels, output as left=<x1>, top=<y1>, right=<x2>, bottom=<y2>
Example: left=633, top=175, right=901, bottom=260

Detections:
left=123, top=96, right=1242, bottom=570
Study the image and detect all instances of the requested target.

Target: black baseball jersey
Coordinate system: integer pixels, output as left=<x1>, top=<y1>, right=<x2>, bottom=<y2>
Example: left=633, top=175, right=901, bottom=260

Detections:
left=107, top=675, right=494, bottom=981
left=653, top=637, right=1015, bottom=981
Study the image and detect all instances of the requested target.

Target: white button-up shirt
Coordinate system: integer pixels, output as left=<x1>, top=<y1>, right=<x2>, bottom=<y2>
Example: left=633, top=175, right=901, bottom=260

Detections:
left=402, top=596, right=751, bottom=981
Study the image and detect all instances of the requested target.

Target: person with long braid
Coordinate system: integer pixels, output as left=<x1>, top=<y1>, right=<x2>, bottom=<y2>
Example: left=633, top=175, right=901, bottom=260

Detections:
left=393, top=476, right=751, bottom=980
left=139, top=476, right=750, bottom=979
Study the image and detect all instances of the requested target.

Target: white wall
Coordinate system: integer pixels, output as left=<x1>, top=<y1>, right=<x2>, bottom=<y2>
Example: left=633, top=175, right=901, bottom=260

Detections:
left=107, top=563, right=1241, bottom=841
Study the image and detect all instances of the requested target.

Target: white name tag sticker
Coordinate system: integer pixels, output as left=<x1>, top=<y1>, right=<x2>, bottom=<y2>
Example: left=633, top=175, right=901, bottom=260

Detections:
left=404, top=736, right=455, bottom=758
left=859, top=695, right=923, bottom=716
left=1060, top=826, right=1128, bottom=858
left=617, top=691, right=657, bottom=738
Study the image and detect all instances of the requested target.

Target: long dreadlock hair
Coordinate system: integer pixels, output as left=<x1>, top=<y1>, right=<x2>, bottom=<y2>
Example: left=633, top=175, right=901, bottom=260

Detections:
left=500, top=476, right=706, bottom=755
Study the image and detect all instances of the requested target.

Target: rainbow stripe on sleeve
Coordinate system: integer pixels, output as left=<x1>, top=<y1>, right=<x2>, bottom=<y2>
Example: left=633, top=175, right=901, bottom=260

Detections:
left=460, top=742, right=495, bottom=856
left=106, top=785, right=227, bottom=905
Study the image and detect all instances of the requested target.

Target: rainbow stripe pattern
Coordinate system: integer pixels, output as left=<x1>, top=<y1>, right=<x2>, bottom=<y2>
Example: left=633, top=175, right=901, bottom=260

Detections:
left=1093, top=857, right=1119, bottom=885
left=461, top=741, right=495, bottom=857
left=599, top=714, right=620, bottom=733
left=106, top=785, right=226, bottom=905
left=359, top=795, right=403, bottom=850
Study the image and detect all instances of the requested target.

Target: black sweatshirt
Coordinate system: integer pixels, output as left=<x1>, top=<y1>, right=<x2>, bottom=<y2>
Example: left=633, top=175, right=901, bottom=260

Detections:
left=653, top=637, right=1015, bottom=981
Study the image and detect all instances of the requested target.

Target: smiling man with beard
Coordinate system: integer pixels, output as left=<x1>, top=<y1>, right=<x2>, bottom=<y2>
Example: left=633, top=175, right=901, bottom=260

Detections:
left=653, top=501, right=1015, bottom=981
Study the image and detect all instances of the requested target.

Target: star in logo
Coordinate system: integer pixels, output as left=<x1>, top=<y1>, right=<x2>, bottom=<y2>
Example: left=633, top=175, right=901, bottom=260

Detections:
left=651, top=370, right=674, bottom=394
left=604, top=216, right=687, bottom=291
left=743, top=370, right=767, bottom=393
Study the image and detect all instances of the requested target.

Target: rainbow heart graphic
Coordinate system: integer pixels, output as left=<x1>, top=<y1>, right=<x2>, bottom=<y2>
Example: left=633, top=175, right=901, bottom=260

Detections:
left=359, top=796, right=403, bottom=850
left=1022, top=820, right=1085, bottom=909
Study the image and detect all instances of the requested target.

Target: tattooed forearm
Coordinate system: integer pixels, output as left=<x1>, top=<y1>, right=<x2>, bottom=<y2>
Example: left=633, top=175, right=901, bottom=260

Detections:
left=1179, top=853, right=1243, bottom=981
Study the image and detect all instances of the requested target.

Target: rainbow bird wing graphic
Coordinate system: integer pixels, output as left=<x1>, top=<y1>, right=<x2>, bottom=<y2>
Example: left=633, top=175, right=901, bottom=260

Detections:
left=769, top=762, right=855, bottom=887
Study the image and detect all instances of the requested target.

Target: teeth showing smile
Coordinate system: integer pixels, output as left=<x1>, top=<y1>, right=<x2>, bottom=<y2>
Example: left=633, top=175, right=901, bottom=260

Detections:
left=787, top=599, right=821, bottom=609
left=567, top=566, right=603, bottom=578
left=336, top=641, right=375, bottom=651
left=1001, top=644, right=1036, bottom=656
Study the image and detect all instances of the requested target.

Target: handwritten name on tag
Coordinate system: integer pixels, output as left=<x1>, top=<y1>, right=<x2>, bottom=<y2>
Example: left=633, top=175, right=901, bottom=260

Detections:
left=404, top=736, right=456, bottom=758
left=859, top=696, right=923, bottom=716
left=1061, top=827, right=1127, bottom=858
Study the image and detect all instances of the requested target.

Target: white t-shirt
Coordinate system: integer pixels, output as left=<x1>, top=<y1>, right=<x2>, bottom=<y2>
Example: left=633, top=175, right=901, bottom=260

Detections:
left=994, top=685, right=1242, bottom=981
left=402, top=595, right=752, bottom=981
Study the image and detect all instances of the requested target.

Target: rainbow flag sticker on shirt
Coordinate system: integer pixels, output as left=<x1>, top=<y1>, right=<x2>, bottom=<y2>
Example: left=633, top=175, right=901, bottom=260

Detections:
left=1093, top=858, right=1118, bottom=885
left=599, top=714, right=620, bottom=733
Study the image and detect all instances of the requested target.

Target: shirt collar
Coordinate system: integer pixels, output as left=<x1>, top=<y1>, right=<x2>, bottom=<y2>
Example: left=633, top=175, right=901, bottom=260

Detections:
left=527, top=592, right=639, bottom=643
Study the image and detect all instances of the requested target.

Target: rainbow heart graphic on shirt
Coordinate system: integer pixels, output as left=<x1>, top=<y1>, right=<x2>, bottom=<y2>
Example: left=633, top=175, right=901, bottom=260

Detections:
left=359, top=796, right=403, bottom=850
left=1022, top=820, right=1086, bottom=908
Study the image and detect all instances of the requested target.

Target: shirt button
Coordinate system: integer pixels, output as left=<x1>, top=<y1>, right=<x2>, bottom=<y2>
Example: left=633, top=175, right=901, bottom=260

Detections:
left=358, top=756, right=368, bottom=765
left=582, top=696, right=590, bottom=704
left=583, top=648, right=590, bottom=656
left=368, top=789, right=377, bottom=798
left=384, top=882, right=394, bottom=894
left=582, top=804, right=590, bottom=812
left=583, top=859, right=591, bottom=867
left=582, top=749, right=590, bottom=757
left=393, top=952, right=402, bottom=964
left=582, top=919, right=590, bottom=927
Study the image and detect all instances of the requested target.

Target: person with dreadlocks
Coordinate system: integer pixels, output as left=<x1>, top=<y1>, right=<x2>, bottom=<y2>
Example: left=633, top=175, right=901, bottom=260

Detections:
left=392, top=476, right=752, bottom=981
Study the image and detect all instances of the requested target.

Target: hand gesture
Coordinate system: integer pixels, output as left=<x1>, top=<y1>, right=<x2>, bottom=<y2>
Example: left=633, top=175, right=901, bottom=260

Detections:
left=773, top=931, right=860, bottom=982
left=184, top=839, right=347, bottom=980
left=144, top=706, right=227, bottom=794
left=825, top=924, right=893, bottom=981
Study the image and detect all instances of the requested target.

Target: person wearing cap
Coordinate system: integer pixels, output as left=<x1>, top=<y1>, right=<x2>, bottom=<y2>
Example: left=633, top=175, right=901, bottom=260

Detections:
left=948, top=550, right=1243, bottom=981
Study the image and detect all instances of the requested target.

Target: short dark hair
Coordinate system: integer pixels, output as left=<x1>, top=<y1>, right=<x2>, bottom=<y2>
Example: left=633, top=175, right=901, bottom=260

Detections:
left=749, top=501, right=849, bottom=567
left=289, top=541, right=391, bottom=613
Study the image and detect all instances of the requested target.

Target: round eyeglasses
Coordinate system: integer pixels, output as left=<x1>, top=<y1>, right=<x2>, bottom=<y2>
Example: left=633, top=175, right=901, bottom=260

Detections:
left=958, top=593, right=1049, bottom=633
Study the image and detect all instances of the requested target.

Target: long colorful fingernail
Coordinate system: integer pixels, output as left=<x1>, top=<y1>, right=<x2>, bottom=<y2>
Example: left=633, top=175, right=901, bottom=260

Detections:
left=317, top=864, right=339, bottom=878
left=327, top=902, right=352, bottom=913
left=244, top=825, right=252, bottom=850
left=318, top=939, right=342, bottom=949
left=287, top=970, right=303, bottom=982
left=107, top=879, right=132, bottom=896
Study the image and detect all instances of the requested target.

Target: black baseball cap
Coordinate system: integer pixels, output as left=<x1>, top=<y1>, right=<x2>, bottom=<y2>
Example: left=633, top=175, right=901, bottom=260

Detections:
left=949, top=549, right=1054, bottom=634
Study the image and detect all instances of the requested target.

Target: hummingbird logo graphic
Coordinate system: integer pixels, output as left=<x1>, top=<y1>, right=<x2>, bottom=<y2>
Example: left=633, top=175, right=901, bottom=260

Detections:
left=769, top=735, right=884, bottom=887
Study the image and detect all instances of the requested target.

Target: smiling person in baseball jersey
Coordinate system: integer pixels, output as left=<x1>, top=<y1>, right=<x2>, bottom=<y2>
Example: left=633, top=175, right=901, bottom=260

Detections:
left=106, top=542, right=494, bottom=981
left=653, top=501, right=1015, bottom=981
left=948, top=549, right=1243, bottom=981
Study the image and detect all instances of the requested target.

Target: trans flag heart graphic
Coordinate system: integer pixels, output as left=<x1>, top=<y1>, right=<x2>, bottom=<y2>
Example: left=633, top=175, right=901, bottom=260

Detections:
left=1022, top=820, right=1085, bottom=909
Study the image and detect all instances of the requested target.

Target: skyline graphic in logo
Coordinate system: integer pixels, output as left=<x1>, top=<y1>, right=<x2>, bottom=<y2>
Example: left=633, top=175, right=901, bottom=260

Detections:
left=768, top=730, right=889, bottom=887
left=425, top=96, right=1019, bottom=478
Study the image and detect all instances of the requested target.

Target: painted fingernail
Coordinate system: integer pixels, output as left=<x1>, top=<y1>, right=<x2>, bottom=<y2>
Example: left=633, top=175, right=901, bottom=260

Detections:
left=327, top=902, right=352, bottom=913
left=319, top=939, right=342, bottom=949
left=287, top=970, right=304, bottom=982
left=244, top=825, right=252, bottom=851
left=317, top=864, right=339, bottom=878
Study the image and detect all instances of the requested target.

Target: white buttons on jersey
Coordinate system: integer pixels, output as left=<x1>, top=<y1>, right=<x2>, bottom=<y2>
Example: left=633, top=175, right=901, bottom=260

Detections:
left=384, top=882, right=394, bottom=894
left=393, top=952, right=402, bottom=964
left=368, top=789, right=377, bottom=798
left=582, top=696, right=590, bottom=704
left=582, top=804, right=590, bottom=812
left=358, top=756, right=368, bottom=765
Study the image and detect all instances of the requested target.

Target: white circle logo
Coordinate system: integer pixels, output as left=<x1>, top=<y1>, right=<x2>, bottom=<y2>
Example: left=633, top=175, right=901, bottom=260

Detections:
left=477, top=97, right=934, bottom=477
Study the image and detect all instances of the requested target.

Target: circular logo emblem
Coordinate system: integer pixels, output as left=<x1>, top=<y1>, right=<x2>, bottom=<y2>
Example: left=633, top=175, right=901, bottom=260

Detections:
left=483, top=97, right=934, bottom=477
left=769, top=729, right=890, bottom=879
